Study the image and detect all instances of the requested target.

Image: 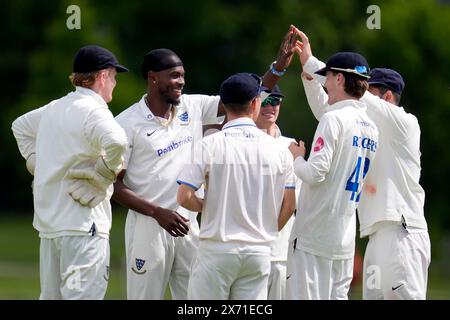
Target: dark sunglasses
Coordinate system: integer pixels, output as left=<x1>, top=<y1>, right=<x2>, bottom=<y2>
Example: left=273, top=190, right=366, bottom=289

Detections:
left=262, top=96, right=282, bottom=107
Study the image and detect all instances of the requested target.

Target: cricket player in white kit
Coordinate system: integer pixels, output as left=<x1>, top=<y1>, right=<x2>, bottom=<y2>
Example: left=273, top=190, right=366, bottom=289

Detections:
left=255, top=85, right=301, bottom=300
left=177, top=73, right=296, bottom=300
left=287, top=40, right=379, bottom=299
left=297, top=31, right=430, bottom=299
left=11, top=45, right=129, bottom=299
left=113, top=49, right=224, bottom=300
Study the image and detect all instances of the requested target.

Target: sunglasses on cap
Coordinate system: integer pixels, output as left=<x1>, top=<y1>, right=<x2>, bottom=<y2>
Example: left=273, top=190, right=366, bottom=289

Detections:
left=330, top=65, right=370, bottom=78
left=262, top=96, right=282, bottom=107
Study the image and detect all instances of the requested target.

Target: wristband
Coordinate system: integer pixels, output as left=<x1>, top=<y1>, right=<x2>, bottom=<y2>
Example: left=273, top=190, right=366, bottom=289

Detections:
left=270, top=61, right=286, bottom=77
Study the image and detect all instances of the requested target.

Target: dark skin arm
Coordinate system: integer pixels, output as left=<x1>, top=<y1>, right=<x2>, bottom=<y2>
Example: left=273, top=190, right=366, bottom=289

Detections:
left=217, top=100, right=226, bottom=117
left=261, top=25, right=300, bottom=90
left=112, top=170, right=189, bottom=237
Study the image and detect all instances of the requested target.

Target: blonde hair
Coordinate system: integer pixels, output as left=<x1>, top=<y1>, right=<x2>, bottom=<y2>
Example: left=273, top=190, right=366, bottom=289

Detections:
left=69, top=71, right=101, bottom=88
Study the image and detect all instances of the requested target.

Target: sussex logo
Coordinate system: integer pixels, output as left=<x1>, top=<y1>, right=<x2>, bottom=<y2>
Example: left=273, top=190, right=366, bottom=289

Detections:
left=131, top=258, right=147, bottom=275
left=178, top=111, right=189, bottom=124
left=313, top=136, right=324, bottom=152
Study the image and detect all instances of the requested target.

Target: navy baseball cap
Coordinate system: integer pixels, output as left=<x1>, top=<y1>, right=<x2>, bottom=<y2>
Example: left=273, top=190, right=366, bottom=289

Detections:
left=315, top=52, right=370, bottom=79
left=367, top=68, right=405, bottom=95
left=73, top=45, right=129, bottom=73
left=267, top=84, right=285, bottom=98
left=220, top=73, right=268, bottom=104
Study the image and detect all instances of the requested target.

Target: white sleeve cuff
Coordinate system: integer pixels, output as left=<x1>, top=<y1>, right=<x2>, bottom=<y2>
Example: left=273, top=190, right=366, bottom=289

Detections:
left=303, top=56, right=327, bottom=86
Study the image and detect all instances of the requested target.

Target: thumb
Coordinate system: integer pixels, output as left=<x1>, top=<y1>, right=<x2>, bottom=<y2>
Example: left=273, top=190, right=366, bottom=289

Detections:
left=299, top=140, right=305, bottom=148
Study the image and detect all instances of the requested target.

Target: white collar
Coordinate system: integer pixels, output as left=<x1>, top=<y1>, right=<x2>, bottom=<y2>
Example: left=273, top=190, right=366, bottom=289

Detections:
left=75, top=86, right=108, bottom=108
left=328, top=99, right=366, bottom=112
left=138, top=94, right=177, bottom=125
left=222, top=117, right=257, bottom=130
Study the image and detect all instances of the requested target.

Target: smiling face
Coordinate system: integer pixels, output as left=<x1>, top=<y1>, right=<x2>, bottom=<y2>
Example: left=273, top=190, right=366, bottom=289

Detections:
left=154, top=66, right=185, bottom=106
left=256, top=95, right=281, bottom=129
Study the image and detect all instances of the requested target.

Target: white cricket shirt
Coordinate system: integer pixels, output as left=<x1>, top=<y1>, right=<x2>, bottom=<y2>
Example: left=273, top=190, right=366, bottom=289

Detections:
left=115, top=93, right=220, bottom=219
left=302, top=56, right=427, bottom=237
left=11, top=87, right=128, bottom=238
left=290, top=99, right=379, bottom=260
left=177, top=117, right=296, bottom=252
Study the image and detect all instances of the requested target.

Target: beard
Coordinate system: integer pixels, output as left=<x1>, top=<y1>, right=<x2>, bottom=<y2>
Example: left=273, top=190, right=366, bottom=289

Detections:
left=160, top=86, right=182, bottom=106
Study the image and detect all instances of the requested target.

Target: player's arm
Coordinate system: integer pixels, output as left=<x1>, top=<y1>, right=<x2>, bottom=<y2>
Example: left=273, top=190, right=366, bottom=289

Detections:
left=261, top=25, right=299, bottom=90
left=177, top=184, right=203, bottom=212
left=65, top=107, right=129, bottom=208
left=11, top=106, right=46, bottom=175
left=289, top=115, right=337, bottom=185
left=85, top=108, right=128, bottom=174
left=176, top=150, right=208, bottom=212
left=293, top=29, right=329, bottom=121
left=278, top=150, right=297, bottom=231
left=360, top=91, right=410, bottom=139
left=112, top=170, right=189, bottom=237
left=278, top=188, right=296, bottom=231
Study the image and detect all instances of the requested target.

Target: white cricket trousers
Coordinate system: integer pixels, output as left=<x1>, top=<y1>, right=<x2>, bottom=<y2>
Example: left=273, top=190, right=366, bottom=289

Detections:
left=286, top=245, right=353, bottom=300
left=187, top=243, right=271, bottom=300
left=363, top=224, right=431, bottom=300
left=267, top=261, right=287, bottom=300
left=125, top=211, right=199, bottom=300
left=39, top=235, right=110, bottom=300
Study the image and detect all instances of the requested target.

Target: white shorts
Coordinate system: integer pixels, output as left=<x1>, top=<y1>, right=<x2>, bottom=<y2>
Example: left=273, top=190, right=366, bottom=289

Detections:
left=286, top=244, right=353, bottom=300
left=39, top=235, right=110, bottom=300
left=188, top=244, right=271, bottom=300
left=363, top=224, right=431, bottom=300
left=125, top=210, right=199, bottom=300
left=267, top=261, right=287, bottom=300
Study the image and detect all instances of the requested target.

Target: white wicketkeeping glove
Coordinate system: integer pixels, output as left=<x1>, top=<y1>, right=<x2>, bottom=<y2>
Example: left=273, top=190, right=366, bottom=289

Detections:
left=67, top=179, right=106, bottom=208
left=26, top=153, right=36, bottom=176
left=66, top=156, right=119, bottom=207
left=66, top=156, right=117, bottom=192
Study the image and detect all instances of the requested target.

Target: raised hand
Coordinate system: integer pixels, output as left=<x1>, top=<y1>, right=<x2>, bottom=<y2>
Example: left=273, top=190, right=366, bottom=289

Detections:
left=273, top=25, right=300, bottom=72
left=292, top=28, right=313, bottom=66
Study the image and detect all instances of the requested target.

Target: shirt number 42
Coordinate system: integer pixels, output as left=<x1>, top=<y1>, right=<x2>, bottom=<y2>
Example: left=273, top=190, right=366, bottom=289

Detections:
left=345, top=156, right=370, bottom=202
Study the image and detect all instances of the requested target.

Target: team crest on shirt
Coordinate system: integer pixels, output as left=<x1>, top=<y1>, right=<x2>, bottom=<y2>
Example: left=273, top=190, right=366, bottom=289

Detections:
left=131, top=258, right=147, bottom=274
left=178, top=111, right=189, bottom=125
left=313, top=136, right=324, bottom=152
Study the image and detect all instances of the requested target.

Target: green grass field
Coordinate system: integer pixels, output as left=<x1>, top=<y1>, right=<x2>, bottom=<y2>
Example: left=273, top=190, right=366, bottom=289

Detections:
left=1, top=210, right=449, bottom=300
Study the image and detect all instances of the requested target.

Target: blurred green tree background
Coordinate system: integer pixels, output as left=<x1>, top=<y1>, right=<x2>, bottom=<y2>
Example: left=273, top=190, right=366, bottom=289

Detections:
left=1, top=0, right=449, bottom=298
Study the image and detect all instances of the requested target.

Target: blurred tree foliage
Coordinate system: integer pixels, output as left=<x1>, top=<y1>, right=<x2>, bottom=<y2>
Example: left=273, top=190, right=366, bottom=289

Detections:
left=1, top=0, right=449, bottom=249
